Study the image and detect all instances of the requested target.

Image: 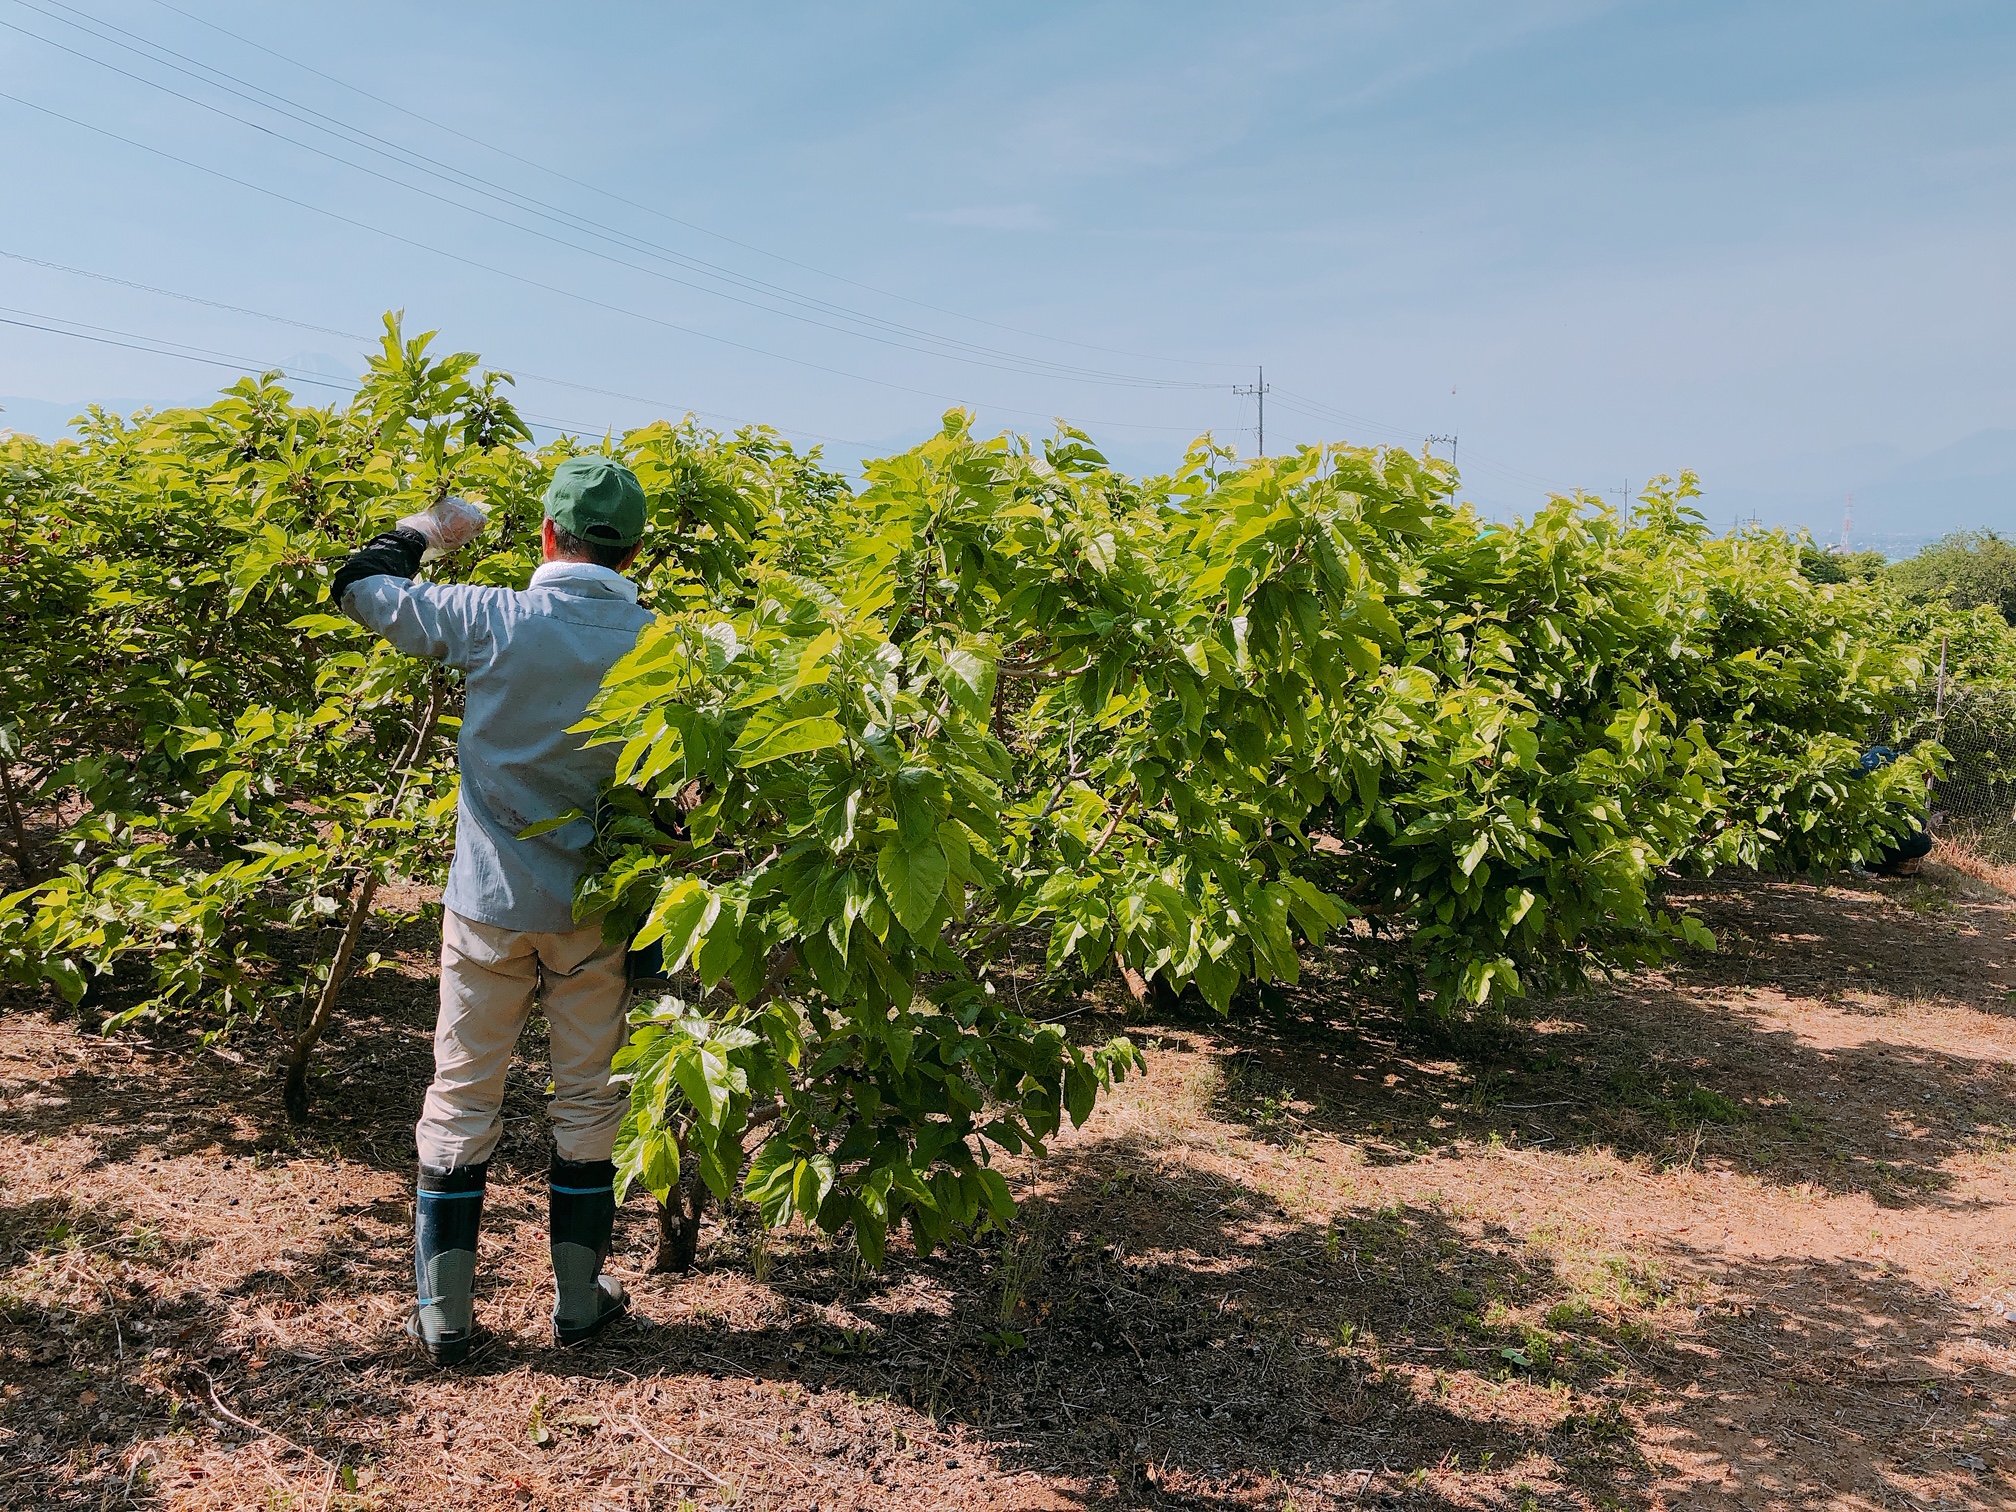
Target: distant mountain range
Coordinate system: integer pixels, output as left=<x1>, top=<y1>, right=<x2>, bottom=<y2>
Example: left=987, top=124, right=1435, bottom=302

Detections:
left=1709, top=428, right=2016, bottom=557
left=0, top=354, right=357, bottom=448
left=5, top=384, right=2008, bottom=561
left=0, top=393, right=175, bottom=439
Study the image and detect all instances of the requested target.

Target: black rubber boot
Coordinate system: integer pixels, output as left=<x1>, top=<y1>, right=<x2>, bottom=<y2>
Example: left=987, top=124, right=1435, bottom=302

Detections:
left=549, top=1155, right=628, bottom=1347
left=408, top=1161, right=487, bottom=1366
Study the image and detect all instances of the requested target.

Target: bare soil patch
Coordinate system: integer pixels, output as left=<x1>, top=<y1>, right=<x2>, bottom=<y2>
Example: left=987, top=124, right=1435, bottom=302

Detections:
left=7, top=860, right=2016, bottom=1509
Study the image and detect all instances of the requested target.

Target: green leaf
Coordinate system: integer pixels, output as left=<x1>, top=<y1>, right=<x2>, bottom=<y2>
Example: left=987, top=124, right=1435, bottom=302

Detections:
left=1063, top=1059, right=1097, bottom=1129
left=515, top=808, right=585, bottom=839
left=744, top=1138, right=797, bottom=1227
left=792, top=1154, right=836, bottom=1221
left=639, top=1128, right=680, bottom=1200
left=891, top=767, right=943, bottom=849
left=1278, top=875, right=1348, bottom=937
left=1458, top=832, right=1490, bottom=877
left=852, top=1203, right=888, bottom=1267
left=938, top=641, right=997, bottom=717
left=876, top=838, right=947, bottom=936
left=975, top=1167, right=1015, bottom=1223
left=734, top=714, right=846, bottom=766
left=633, top=876, right=718, bottom=971
left=672, top=1045, right=721, bottom=1123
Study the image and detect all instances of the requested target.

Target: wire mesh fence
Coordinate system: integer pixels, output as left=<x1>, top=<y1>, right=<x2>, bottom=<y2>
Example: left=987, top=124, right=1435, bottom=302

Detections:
left=1885, top=682, right=2016, bottom=863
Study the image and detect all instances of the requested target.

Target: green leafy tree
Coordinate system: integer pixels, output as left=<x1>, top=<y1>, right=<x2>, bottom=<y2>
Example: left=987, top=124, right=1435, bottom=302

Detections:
left=0, top=334, right=1948, bottom=1270
left=1887, top=531, right=2016, bottom=623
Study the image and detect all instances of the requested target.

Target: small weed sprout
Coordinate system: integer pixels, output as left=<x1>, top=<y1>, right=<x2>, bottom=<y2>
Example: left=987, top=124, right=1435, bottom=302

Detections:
left=996, top=1213, right=1049, bottom=1329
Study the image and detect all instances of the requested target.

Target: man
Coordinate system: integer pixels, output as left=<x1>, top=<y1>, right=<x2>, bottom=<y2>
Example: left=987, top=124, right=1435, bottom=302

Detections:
left=331, top=457, right=654, bottom=1365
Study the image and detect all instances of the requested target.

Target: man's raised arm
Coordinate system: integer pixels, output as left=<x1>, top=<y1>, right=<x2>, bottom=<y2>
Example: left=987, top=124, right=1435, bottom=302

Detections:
left=332, top=497, right=490, bottom=666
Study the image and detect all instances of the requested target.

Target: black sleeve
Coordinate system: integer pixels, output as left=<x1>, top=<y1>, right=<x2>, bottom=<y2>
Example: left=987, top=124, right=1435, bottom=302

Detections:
left=331, top=527, right=428, bottom=609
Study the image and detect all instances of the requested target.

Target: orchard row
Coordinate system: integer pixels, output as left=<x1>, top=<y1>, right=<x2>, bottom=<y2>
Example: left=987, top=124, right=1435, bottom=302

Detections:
left=0, top=319, right=1941, bottom=1261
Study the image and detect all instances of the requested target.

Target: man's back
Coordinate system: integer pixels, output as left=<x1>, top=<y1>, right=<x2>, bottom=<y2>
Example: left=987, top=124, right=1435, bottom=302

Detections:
left=345, top=560, right=653, bottom=931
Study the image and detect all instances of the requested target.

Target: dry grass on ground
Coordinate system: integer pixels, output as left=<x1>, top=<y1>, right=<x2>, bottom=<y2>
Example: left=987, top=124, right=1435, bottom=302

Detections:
left=8, top=858, right=2016, bottom=1509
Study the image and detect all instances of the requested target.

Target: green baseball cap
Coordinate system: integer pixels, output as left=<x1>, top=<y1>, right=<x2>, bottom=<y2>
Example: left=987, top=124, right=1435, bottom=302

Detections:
left=543, top=456, right=646, bottom=547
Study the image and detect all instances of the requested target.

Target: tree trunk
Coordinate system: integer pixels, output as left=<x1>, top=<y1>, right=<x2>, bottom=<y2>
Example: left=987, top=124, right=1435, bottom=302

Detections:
left=647, top=1098, right=789, bottom=1273
left=282, top=871, right=380, bottom=1121
left=654, top=1160, right=710, bottom=1273
left=281, top=673, right=445, bottom=1121
left=1121, top=964, right=1149, bottom=1006
left=0, top=756, right=41, bottom=885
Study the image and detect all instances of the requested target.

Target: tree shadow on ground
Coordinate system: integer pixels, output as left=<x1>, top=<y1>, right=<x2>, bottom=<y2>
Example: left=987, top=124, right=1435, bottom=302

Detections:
left=0, top=1186, right=424, bottom=1506
left=1624, top=1242, right=2016, bottom=1508
left=643, top=1137, right=1615, bottom=1508
left=1137, top=874, right=2016, bottom=1214
left=1663, top=866, right=2016, bottom=1016
left=599, top=1128, right=2015, bottom=1508
left=6, top=866, right=2016, bottom=1506
left=4, top=1054, right=2012, bottom=1507
left=0, top=903, right=561, bottom=1190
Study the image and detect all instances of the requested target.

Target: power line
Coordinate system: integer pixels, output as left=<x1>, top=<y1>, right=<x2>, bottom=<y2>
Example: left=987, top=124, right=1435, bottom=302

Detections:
left=14, top=7, right=1593, bottom=481
left=0, top=249, right=363, bottom=342
left=0, top=307, right=599, bottom=437
left=9, top=0, right=1228, bottom=393
left=0, top=247, right=869, bottom=447
left=0, top=88, right=1213, bottom=437
left=141, top=0, right=1246, bottom=375
left=4, top=298, right=1589, bottom=508
left=1267, top=389, right=1419, bottom=445
left=1269, top=388, right=1571, bottom=496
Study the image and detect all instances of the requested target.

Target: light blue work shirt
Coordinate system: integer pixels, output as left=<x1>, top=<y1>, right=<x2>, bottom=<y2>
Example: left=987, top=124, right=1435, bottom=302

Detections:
left=342, top=560, right=654, bottom=933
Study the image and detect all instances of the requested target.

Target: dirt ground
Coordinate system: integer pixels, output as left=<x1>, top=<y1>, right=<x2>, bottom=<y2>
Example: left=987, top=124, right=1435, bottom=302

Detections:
left=8, top=861, right=2016, bottom=1511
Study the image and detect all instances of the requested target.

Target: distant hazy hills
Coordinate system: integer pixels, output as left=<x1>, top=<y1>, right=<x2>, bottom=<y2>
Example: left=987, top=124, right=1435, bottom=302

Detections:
left=1708, top=428, right=2016, bottom=556
left=1, top=355, right=357, bottom=448
left=0, top=393, right=171, bottom=439
left=1846, top=429, right=2016, bottom=548
left=4, top=382, right=2008, bottom=561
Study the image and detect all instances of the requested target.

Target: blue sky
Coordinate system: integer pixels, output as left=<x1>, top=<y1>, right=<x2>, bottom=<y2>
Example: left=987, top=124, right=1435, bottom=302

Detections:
left=2, top=0, right=2012, bottom=546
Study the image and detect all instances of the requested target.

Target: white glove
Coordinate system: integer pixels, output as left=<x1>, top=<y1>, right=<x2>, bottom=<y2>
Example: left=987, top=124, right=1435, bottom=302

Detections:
left=395, top=495, right=489, bottom=560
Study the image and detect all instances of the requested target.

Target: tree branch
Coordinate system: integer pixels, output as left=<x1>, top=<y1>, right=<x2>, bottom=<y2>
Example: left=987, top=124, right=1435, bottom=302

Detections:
left=997, top=656, right=1094, bottom=683
left=1087, top=792, right=1136, bottom=859
left=0, top=756, right=42, bottom=885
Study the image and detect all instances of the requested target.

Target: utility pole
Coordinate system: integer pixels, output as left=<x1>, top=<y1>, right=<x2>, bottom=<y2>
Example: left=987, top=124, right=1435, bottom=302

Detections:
left=1424, top=434, right=1459, bottom=505
left=1234, top=366, right=1270, bottom=456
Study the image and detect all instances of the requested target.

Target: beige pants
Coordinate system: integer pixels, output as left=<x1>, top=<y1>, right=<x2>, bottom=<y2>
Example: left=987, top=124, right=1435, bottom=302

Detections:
left=415, top=910, right=630, bottom=1170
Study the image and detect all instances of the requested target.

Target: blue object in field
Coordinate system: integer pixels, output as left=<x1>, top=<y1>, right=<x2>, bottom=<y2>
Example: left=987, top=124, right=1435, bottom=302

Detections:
left=1856, top=743, right=1932, bottom=873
